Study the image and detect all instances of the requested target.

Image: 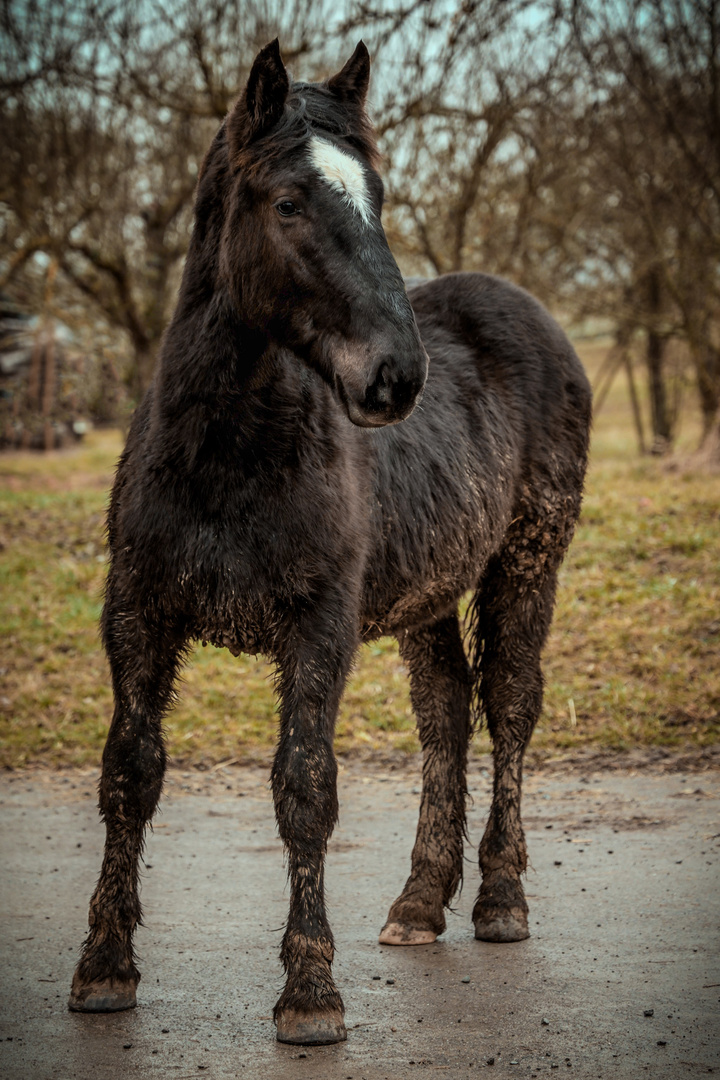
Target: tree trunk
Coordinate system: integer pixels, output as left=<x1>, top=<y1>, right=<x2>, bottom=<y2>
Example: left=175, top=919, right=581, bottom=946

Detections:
left=647, top=329, right=671, bottom=450
left=696, top=412, right=720, bottom=468
left=696, top=343, right=720, bottom=442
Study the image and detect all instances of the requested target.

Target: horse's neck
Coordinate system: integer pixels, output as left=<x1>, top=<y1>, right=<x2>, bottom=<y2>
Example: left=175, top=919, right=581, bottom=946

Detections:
left=156, top=283, right=269, bottom=410
left=154, top=144, right=271, bottom=414
left=148, top=284, right=306, bottom=476
left=149, top=182, right=305, bottom=460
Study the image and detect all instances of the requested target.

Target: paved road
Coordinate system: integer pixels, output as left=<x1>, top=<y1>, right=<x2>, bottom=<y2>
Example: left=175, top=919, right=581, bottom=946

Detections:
left=1, top=761, right=719, bottom=1079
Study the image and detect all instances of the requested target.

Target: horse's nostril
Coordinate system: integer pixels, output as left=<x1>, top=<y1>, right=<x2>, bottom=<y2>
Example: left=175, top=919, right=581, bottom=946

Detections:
left=371, top=362, right=393, bottom=407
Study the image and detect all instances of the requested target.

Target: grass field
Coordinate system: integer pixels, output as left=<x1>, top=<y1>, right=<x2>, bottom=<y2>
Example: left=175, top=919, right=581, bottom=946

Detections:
left=1, top=342, right=719, bottom=768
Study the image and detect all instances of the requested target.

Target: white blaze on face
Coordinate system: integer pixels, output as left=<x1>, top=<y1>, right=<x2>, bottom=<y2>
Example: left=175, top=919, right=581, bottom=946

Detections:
left=309, top=136, right=373, bottom=225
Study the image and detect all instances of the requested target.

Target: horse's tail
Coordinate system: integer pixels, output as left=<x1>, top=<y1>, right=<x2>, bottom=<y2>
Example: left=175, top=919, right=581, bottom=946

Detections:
left=463, top=588, right=486, bottom=733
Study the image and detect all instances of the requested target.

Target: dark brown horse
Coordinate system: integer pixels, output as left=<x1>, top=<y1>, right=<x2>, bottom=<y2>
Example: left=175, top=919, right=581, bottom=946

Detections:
left=69, top=40, right=591, bottom=1047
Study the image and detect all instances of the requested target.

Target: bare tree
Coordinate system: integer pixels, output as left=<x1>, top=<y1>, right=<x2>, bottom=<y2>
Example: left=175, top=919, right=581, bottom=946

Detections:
left=566, top=0, right=720, bottom=452
left=2, top=0, right=717, bottom=455
left=346, top=0, right=574, bottom=289
left=1, top=0, right=335, bottom=401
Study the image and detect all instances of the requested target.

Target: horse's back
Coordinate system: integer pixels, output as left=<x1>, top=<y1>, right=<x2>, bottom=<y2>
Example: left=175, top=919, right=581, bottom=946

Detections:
left=407, top=272, right=591, bottom=465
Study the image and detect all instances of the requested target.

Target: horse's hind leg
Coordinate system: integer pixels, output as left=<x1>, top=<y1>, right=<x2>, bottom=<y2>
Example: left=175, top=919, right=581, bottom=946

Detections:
left=69, top=595, right=184, bottom=1012
left=471, top=557, right=559, bottom=943
left=380, top=614, right=471, bottom=945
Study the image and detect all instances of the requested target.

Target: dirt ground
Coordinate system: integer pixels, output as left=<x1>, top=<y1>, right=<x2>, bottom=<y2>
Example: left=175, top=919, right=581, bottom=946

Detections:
left=1, top=756, right=719, bottom=1080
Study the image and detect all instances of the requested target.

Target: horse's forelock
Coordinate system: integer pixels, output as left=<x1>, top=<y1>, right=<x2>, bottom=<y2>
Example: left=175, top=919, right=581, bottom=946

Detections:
left=232, top=81, right=380, bottom=176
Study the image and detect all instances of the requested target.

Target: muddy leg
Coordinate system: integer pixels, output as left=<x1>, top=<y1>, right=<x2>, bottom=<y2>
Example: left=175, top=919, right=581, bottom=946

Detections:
left=472, top=568, right=557, bottom=943
left=69, top=602, right=184, bottom=1012
left=271, top=614, right=356, bottom=1045
left=380, top=615, right=471, bottom=946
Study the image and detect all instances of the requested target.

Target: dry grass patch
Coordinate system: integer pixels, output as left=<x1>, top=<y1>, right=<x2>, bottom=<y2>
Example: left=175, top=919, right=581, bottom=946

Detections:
left=1, top=344, right=718, bottom=768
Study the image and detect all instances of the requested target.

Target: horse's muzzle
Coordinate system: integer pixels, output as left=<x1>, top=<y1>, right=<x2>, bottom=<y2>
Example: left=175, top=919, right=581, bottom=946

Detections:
left=341, top=352, right=427, bottom=428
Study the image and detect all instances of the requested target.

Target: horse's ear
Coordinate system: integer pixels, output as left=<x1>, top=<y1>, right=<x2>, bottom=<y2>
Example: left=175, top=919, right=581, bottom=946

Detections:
left=228, top=39, right=289, bottom=156
left=328, top=41, right=370, bottom=106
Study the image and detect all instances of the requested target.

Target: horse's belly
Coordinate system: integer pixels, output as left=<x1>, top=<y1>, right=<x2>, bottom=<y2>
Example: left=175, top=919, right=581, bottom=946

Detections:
left=361, top=518, right=498, bottom=639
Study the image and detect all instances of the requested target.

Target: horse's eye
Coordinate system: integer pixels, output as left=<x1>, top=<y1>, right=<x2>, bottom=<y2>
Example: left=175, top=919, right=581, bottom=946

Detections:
left=275, top=200, right=299, bottom=217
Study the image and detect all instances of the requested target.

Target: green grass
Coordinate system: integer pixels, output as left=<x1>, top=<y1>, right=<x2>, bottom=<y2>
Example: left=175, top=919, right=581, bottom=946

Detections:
left=1, top=345, right=719, bottom=768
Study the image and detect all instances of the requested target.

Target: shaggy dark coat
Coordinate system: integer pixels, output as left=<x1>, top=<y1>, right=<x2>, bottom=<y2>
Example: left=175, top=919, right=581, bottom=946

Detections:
left=69, top=40, right=591, bottom=1047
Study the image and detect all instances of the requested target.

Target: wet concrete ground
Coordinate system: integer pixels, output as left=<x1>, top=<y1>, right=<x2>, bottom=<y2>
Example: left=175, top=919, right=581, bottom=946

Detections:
left=1, top=760, right=719, bottom=1079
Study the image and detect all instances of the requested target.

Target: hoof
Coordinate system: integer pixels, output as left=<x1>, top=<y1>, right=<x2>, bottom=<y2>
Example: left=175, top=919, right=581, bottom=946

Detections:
left=68, top=977, right=137, bottom=1013
left=379, top=921, right=437, bottom=946
left=275, top=1008, right=347, bottom=1045
left=473, top=909, right=529, bottom=943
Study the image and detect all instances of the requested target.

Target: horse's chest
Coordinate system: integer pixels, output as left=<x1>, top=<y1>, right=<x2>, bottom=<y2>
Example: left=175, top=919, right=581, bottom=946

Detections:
left=174, top=481, right=362, bottom=654
left=179, top=522, right=310, bottom=655
left=195, top=595, right=279, bottom=657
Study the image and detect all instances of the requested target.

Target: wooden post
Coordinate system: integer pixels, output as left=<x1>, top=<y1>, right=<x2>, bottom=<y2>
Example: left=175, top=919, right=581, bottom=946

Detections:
left=623, top=349, right=646, bottom=455
left=592, top=345, right=625, bottom=415
left=41, top=260, right=59, bottom=451
left=42, top=332, right=56, bottom=450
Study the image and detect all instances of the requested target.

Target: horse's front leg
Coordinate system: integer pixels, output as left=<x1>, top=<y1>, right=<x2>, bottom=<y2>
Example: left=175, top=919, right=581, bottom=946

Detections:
left=271, top=608, right=356, bottom=1046
left=69, top=594, right=185, bottom=1011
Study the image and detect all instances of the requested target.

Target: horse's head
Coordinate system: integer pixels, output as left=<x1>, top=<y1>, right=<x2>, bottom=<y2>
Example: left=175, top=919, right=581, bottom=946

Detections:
left=219, top=39, right=428, bottom=428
